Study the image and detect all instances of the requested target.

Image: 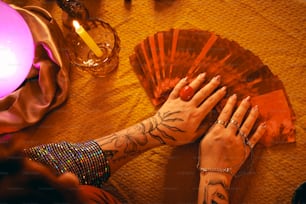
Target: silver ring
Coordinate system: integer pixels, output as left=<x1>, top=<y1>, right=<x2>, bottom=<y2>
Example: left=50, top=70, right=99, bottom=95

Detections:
left=229, top=119, right=240, bottom=129
left=238, top=130, right=248, bottom=138
left=215, top=119, right=227, bottom=127
left=246, top=141, right=253, bottom=149
left=244, top=137, right=253, bottom=149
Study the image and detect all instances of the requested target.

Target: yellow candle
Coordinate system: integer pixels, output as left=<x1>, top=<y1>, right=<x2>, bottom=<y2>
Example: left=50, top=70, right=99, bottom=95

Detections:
left=72, top=20, right=103, bottom=57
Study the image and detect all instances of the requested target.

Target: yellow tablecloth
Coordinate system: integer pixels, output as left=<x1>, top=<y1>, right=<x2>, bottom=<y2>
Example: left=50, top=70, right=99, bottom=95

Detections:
left=5, top=0, right=306, bottom=203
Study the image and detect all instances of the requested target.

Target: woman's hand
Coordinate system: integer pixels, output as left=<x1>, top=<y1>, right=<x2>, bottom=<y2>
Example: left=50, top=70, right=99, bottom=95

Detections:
left=197, top=94, right=266, bottom=204
left=198, top=94, right=266, bottom=183
left=152, top=73, right=227, bottom=146
left=95, top=73, right=226, bottom=173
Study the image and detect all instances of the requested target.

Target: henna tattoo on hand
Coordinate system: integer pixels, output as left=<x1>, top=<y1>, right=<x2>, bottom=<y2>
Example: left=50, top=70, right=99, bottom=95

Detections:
left=150, top=111, right=185, bottom=143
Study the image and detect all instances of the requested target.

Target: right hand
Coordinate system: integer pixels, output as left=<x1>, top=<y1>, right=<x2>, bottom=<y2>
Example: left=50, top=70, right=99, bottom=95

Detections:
left=198, top=94, right=266, bottom=183
left=152, top=73, right=227, bottom=146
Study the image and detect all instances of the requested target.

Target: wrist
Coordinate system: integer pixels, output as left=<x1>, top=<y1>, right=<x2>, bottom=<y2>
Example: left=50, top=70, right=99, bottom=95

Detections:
left=141, top=116, right=167, bottom=147
left=199, top=171, right=232, bottom=187
left=196, top=160, right=233, bottom=185
left=198, top=166, right=233, bottom=186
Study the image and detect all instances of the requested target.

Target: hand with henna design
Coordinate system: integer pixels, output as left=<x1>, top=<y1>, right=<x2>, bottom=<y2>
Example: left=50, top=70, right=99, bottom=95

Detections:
left=93, top=73, right=226, bottom=173
left=197, top=94, right=266, bottom=204
left=152, top=73, right=227, bottom=146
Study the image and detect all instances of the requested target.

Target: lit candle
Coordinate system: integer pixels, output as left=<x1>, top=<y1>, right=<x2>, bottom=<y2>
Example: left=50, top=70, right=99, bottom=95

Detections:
left=72, top=20, right=103, bottom=57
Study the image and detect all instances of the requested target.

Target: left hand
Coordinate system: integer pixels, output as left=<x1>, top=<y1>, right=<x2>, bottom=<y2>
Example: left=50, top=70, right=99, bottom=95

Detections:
left=152, top=73, right=227, bottom=146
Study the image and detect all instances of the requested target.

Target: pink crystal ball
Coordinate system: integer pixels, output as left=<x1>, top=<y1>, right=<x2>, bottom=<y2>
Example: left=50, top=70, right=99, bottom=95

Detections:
left=0, top=1, right=34, bottom=98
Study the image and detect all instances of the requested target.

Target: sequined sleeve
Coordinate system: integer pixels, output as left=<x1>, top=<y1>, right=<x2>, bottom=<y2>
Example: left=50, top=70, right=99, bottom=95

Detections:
left=23, top=141, right=110, bottom=188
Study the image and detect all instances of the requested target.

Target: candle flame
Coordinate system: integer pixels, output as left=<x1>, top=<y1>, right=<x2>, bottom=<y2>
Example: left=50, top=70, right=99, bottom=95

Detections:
left=72, top=20, right=80, bottom=30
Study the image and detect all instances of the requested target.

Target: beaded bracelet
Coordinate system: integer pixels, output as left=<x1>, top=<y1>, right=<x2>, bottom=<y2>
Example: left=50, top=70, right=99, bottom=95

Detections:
left=24, top=141, right=110, bottom=188
left=197, top=162, right=233, bottom=176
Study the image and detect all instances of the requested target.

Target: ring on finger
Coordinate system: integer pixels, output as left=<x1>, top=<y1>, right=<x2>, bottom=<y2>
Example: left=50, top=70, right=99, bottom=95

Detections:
left=246, top=140, right=253, bottom=149
left=244, top=137, right=253, bottom=149
left=238, top=130, right=248, bottom=138
left=229, top=119, right=240, bottom=129
left=215, top=119, right=227, bottom=127
left=179, top=85, right=195, bottom=101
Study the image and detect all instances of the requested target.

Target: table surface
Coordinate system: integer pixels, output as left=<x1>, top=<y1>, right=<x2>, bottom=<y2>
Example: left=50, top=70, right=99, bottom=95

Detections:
left=4, top=0, right=306, bottom=203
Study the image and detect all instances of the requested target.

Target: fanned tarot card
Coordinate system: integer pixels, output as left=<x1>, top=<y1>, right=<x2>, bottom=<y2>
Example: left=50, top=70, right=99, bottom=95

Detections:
left=130, top=29, right=296, bottom=147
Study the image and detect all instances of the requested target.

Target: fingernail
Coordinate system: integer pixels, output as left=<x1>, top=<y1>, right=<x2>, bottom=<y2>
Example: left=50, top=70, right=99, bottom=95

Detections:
left=214, top=75, right=221, bottom=81
left=244, top=96, right=251, bottom=102
left=221, top=86, right=227, bottom=91
left=182, top=77, right=188, bottom=82
left=231, top=94, right=237, bottom=99
left=262, top=122, right=266, bottom=128
left=253, top=105, right=258, bottom=112
left=198, top=73, right=206, bottom=79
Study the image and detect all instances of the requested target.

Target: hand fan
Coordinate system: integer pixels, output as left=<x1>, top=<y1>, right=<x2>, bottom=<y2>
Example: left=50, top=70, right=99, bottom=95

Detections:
left=129, top=29, right=295, bottom=147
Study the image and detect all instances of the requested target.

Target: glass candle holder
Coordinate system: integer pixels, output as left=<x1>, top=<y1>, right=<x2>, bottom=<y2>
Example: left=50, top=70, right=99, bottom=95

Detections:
left=66, top=19, right=120, bottom=77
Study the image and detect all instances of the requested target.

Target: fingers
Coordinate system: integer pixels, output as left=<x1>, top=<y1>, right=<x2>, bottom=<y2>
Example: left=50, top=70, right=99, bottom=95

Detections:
left=180, top=73, right=207, bottom=101
left=227, top=96, right=251, bottom=132
left=213, top=95, right=264, bottom=142
left=192, top=75, right=222, bottom=106
left=238, top=105, right=259, bottom=137
left=188, top=73, right=206, bottom=93
left=174, top=73, right=224, bottom=104
left=172, top=73, right=225, bottom=105
left=170, top=73, right=206, bottom=99
left=198, top=86, right=227, bottom=117
left=245, top=122, right=266, bottom=155
left=169, top=77, right=189, bottom=99
left=214, top=94, right=237, bottom=128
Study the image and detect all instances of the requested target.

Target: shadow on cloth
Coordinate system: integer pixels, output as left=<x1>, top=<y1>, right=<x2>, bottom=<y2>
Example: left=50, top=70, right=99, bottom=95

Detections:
left=162, top=143, right=199, bottom=203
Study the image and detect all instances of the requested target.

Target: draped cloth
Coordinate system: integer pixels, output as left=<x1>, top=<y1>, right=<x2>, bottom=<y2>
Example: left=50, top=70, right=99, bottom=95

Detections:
left=0, top=5, right=70, bottom=134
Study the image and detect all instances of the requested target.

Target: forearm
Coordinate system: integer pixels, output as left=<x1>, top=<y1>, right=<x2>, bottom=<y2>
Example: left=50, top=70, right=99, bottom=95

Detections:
left=198, top=173, right=231, bottom=204
left=23, top=112, right=181, bottom=187
left=94, top=115, right=167, bottom=173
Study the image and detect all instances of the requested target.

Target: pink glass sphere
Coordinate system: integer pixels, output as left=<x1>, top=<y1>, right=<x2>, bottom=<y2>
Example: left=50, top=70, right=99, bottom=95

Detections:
left=0, top=1, right=34, bottom=98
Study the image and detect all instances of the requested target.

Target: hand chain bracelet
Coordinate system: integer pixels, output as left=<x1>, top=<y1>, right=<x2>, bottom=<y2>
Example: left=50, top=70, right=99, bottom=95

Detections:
left=197, top=162, right=233, bottom=176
